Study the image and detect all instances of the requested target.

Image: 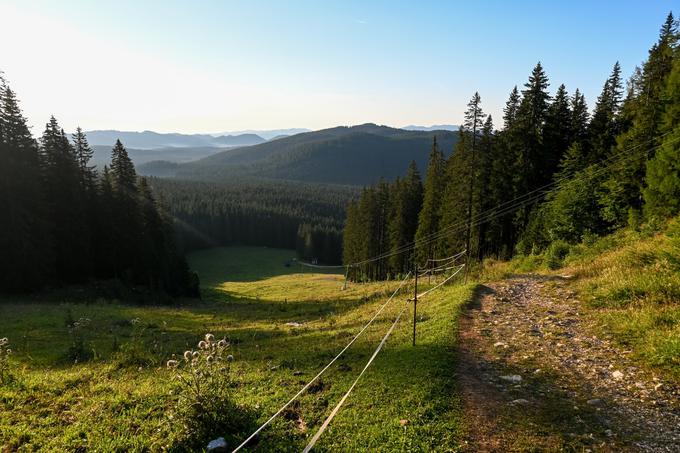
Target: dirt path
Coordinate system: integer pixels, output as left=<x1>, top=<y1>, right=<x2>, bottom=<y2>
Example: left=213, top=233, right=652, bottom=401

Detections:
left=456, top=275, right=680, bottom=452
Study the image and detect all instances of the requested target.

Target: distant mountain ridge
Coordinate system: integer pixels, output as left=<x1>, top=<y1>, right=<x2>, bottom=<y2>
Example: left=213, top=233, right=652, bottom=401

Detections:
left=82, top=130, right=266, bottom=149
left=215, top=128, right=311, bottom=140
left=402, top=124, right=459, bottom=132
left=139, top=123, right=458, bottom=186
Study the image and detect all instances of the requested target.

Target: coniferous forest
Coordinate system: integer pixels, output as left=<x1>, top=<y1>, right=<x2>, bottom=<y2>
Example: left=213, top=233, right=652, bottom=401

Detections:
left=0, top=79, right=198, bottom=296
left=150, top=178, right=351, bottom=264
left=344, top=14, right=680, bottom=280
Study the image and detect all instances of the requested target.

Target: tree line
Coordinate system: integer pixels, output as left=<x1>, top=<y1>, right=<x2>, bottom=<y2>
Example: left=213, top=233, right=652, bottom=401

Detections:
left=0, top=78, right=198, bottom=296
left=343, top=13, right=680, bottom=280
left=149, top=178, right=352, bottom=264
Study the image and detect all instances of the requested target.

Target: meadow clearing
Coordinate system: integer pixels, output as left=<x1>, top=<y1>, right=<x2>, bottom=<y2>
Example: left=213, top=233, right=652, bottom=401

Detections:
left=0, top=246, right=474, bottom=451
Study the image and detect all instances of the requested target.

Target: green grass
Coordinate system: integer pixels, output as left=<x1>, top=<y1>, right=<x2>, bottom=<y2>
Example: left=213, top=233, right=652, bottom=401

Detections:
left=1, top=246, right=473, bottom=451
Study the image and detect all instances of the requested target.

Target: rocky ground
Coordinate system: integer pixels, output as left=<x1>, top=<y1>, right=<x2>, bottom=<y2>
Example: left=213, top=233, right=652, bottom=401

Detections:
left=456, top=274, right=680, bottom=452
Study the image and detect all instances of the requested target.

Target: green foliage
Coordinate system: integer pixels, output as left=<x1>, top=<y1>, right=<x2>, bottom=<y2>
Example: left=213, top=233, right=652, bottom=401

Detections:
left=644, top=56, right=680, bottom=217
left=151, top=177, right=350, bottom=263
left=0, top=78, right=196, bottom=296
left=414, top=137, right=446, bottom=264
left=545, top=240, right=571, bottom=270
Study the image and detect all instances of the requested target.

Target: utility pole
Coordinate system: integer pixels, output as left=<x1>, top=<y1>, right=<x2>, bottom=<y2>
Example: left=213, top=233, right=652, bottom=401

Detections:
left=413, top=262, right=418, bottom=346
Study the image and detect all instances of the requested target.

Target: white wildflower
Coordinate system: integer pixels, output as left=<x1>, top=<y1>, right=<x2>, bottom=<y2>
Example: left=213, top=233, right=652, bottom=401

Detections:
left=217, top=339, right=227, bottom=348
left=205, top=333, right=215, bottom=343
left=198, top=340, right=208, bottom=349
left=226, top=354, right=234, bottom=362
left=192, top=351, right=200, bottom=360
left=206, top=355, right=214, bottom=364
left=166, top=359, right=179, bottom=369
left=183, top=350, right=192, bottom=361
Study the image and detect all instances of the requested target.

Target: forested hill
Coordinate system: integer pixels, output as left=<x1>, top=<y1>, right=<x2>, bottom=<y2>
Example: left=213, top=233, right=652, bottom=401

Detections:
left=138, top=124, right=458, bottom=186
left=83, top=130, right=266, bottom=149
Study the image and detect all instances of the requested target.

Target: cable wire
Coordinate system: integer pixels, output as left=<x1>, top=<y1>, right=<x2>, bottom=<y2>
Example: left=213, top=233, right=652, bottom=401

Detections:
left=231, top=272, right=412, bottom=452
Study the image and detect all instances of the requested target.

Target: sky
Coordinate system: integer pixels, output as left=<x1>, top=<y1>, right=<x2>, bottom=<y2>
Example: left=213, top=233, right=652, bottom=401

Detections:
left=0, top=1, right=676, bottom=134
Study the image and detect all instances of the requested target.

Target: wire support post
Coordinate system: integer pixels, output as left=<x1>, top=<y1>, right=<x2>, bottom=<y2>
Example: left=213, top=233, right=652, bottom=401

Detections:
left=413, top=262, right=418, bottom=347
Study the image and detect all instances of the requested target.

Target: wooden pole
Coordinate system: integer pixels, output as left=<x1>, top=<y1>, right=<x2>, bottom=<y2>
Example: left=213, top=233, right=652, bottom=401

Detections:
left=413, top=263, right=418, bottom=346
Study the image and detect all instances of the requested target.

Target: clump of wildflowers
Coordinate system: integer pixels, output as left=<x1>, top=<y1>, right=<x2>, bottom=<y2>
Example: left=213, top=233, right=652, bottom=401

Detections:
left=66, top=317, right=93, bottom=363
left=167, top=333, right=245, bottom=448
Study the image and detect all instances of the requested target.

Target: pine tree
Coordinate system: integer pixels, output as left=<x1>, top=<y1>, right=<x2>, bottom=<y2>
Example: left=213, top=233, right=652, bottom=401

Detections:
left=40, top=117, right=91, bottom=282
left=387, top=161, right=422, bottom=274
left=462, top=93, right=484, bottom=259
left=72, top=127, right=97, bottom=188
left=599, top=13, right=679, bottom=226
left=543, top=84, right=573, bottom=176
left=475, top=115, right=495, bottom=259
left=644, top=53, right=680, bottom=217
left=109, top=139, right=141, bottom=280
left=414, top=137, right=446, bottom=265
left=503, top=86, right=521, bottom=129
left=513, top=63, right=551, bottom=248
left=588, top=62, right=624, bottom=163
left=0, top=79, right=52, bottom=290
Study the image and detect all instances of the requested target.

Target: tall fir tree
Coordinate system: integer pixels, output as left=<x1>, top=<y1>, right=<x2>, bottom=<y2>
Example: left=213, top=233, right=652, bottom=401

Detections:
left=40, top=117, right=91, bottom=282
left=599, top=13, right=679, bottom=227
left=644, top=50, right=680, bottom=217
left=414, top=137, right=446, bottom=266
left=0, top=80, right=52, bottom=290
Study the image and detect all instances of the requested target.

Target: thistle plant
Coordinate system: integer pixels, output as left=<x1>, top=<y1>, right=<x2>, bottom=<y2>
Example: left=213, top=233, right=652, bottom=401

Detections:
left=0, top=337, right=12, bottom=384
left=167, top=333, right=244, bottom=448
left=67, top=317, right=93, bottom=363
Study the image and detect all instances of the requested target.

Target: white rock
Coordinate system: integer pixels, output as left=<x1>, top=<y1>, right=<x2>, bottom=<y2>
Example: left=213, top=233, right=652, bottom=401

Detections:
left=207, top=437, right=228, bottom=452
left=612, top=370, right=624, bottom=380
left=500, top=374, right=522, bottom=383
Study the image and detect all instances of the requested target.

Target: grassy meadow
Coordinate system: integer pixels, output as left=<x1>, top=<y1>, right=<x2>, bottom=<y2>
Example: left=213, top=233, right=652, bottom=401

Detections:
left=0, top=246, right=473, bottom=451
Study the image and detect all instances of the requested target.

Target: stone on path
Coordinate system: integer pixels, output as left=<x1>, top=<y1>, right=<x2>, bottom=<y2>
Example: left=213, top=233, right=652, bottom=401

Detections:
left=207, top=437, right=228, bottom=452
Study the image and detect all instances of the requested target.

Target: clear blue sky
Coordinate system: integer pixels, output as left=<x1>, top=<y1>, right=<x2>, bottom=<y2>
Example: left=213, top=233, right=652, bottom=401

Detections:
left=2, top=1, right=675, bottom=133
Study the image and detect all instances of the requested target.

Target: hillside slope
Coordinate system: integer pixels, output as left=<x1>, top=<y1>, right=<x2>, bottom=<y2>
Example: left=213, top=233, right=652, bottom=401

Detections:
left=139, top=123, right=458, bottom=185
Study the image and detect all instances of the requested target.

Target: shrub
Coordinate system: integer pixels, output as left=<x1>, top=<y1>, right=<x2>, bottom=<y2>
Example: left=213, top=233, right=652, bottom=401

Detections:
left=545, top=240, right=571, bottom=270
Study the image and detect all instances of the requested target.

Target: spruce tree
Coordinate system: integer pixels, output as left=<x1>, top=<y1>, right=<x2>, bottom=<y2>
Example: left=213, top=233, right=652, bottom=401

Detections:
left=599, top=13, right=679, bottom=226
left=513, top=63, right=551, bottom=248
left=40, top=117, right=91, bottom=282
left=110, top=139, right=141, bottom=280
left=0, top=80, right=52, bottom=290
left=414, top=137, right=445, bottom=265
left=543, top=84, right=572, bottom=175
left=644, top=54, right=680, bottom=217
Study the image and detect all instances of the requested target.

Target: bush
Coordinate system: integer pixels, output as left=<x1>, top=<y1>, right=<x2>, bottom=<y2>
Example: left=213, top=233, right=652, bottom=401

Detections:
left=167, top=333, right=250, bottom=450
left=545, top=240, right=571, bottom=270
